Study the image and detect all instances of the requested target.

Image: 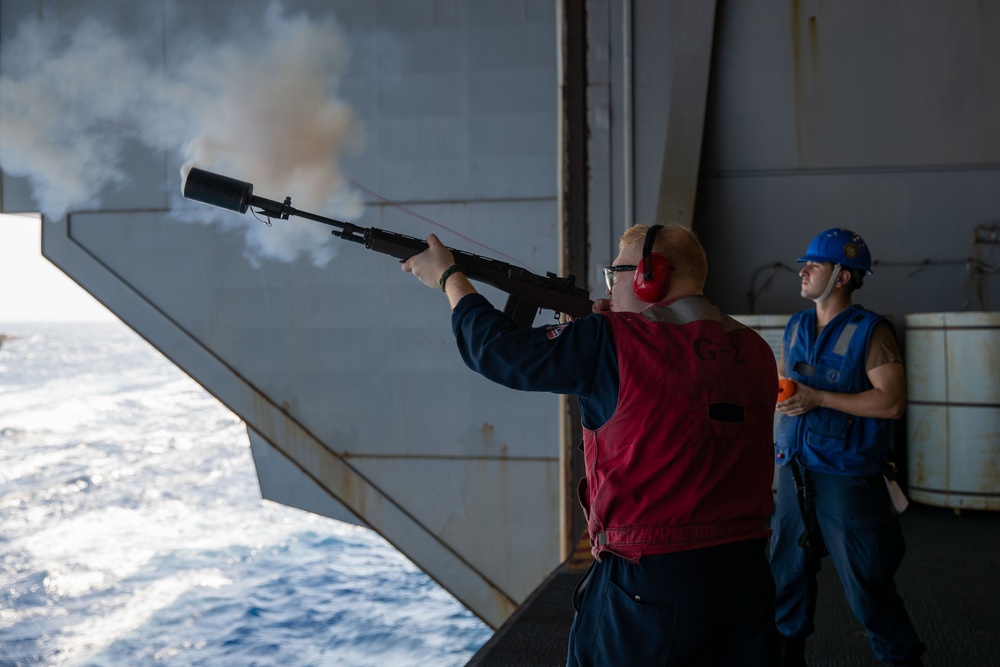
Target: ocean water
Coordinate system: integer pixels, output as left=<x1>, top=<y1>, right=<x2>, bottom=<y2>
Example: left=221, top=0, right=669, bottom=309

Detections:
left=0, top=321, right=492, bottom=666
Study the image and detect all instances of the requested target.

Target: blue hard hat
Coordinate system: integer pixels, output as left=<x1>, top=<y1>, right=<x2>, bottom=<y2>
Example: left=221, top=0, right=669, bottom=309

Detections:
left=797, top=228, right=872, bottom=274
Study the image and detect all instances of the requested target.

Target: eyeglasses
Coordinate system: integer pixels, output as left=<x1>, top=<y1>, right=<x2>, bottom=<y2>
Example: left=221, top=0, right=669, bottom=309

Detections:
left=603, top=265, right=637, bottom=292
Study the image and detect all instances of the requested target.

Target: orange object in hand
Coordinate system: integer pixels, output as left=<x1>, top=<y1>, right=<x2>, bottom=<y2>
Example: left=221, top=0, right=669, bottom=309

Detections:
left=777, top=378, right=797, bottom=402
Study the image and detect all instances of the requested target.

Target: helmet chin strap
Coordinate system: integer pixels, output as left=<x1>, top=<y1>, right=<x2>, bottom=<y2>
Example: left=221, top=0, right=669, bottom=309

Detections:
left=813, top=263, right=842, bottom=303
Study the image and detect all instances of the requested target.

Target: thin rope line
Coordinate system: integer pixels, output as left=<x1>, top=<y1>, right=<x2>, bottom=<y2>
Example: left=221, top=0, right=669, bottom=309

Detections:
left=345, top=177, right=528, bottom=268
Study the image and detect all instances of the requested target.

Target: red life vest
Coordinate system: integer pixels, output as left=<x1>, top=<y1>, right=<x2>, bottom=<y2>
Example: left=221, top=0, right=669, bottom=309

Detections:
left=579, top=297, right=777, bottom=561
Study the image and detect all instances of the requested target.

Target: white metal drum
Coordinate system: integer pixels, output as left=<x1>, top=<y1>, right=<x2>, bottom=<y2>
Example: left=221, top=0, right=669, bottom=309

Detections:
left=906, top=312, right=1000, bottom=511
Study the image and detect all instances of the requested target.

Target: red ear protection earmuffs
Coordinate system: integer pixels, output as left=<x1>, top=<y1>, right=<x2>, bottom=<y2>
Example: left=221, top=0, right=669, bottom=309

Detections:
left=633, top=224, right=671, bottom=302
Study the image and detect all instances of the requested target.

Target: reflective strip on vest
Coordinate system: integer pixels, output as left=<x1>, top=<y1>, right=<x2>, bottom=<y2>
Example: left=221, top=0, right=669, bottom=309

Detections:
left=642, top=298, right=720, bottom=326
left=833, top=323, right=858, bottom=356
left=788, top=321, right=799, bottom=352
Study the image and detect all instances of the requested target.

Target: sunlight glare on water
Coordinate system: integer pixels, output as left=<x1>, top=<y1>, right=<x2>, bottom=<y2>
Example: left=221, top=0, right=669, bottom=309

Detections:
left=0, top=321, right=491, bottom=666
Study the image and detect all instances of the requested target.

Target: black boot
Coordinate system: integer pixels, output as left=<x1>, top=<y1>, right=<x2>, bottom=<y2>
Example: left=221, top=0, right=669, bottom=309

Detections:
left=778, top=634, right=808, bottom=667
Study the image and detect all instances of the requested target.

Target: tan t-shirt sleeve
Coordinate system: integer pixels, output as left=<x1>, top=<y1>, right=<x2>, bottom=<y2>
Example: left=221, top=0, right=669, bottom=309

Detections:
left=866, top=321, right=903, bottom=372
left=777, top=321, right=901, bottom=377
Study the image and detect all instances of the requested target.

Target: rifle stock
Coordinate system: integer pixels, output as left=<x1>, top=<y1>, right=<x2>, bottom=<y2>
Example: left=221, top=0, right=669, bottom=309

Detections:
left=183, top=168, right=593, bottom=327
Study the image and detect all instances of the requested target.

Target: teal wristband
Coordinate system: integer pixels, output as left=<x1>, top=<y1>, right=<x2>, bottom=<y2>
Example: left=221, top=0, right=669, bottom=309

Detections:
left=439, top=264, right=464, bottom=291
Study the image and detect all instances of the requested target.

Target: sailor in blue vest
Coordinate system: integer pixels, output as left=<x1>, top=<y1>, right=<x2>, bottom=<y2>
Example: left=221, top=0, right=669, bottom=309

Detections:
left=772, top=228, right=925, bottom=667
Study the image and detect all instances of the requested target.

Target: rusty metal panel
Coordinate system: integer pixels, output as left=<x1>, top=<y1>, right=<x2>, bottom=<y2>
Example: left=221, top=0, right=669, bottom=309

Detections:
left=351, top=456, right=561, bottom=601
left=905, top=314, right=948, bottom=404
left=703, top=0, right=1000, bottom=172
left=948, top=407, right=1000, bottom=501
left=695, top=1, right=1000, bottom=324
left=247, top=426, right=366, bottom=527
left=584, top=0, right=617, bottom=265
left=906, top=313, right=1000, bottom=511
left=907, top=405, right=950, bottom=495
left=638, top=0, right=716, bottom=228
left=697, top=168, right=1000, bottom=319
left=944, top=318, right=1000, bottom=405
left=586, top=0, right=718, bottom=278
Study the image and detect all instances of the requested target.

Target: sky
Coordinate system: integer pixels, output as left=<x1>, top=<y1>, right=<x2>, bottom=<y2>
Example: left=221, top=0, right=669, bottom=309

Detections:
left=0, top=213, right=114, bottom=322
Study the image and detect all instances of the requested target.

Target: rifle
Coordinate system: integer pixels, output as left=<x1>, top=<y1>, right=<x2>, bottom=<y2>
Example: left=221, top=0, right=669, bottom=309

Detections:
left=183, top=168, right=593, bottom=327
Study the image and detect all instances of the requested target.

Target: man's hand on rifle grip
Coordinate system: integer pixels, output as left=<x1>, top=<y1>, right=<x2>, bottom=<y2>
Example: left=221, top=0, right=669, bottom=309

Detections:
left=402, top=234, right=477, bottom=309
left=402, top=234, right=455, bottom=288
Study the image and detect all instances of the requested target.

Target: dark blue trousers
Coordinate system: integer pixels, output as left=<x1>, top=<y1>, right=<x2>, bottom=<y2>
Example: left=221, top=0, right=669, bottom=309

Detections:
left=770, top=464, right=925, bottom=663
left=567, top=539, right=776, bottom=667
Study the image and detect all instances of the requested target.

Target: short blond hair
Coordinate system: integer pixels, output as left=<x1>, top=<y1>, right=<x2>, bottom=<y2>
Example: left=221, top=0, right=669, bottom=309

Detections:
left=621, top=223, right=708, bottom=288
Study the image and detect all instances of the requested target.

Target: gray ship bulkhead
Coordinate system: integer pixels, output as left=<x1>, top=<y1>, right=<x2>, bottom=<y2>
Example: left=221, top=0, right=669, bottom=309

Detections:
left=3, top=0, right=1000, bottom=638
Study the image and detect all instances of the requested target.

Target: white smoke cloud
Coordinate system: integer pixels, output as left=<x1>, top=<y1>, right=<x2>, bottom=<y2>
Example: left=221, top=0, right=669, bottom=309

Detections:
left=0, top=3, right=364, bottom=267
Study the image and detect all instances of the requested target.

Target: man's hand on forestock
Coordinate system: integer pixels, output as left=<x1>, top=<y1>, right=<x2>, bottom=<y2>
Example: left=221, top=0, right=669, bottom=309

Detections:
left=402, top=234, right=456, bottom=289
left=564, top=298, right=610, bottom=322
left=776, top=382, right=823, bottom=416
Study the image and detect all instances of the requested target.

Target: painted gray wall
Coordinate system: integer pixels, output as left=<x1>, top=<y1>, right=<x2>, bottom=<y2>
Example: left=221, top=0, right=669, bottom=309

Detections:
left=695, top=0, right=1000, bottom=326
